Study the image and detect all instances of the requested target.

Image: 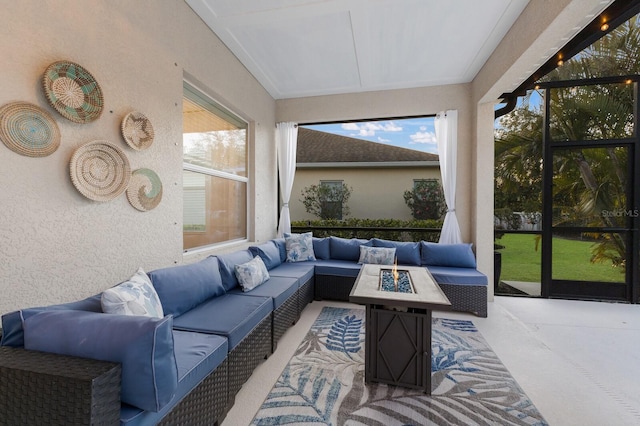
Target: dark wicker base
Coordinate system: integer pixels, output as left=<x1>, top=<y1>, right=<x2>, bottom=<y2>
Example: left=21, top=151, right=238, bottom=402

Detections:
left=439, top=283, right=488, bottom=317
left=227, top=314, right=272, bottom=405
left=314, top=274, right=356, bottom=301
left=159, top=358, right=228, bottom=426
left=0, top=347, right=121, bottom=426
left=272, top=293, right=299, bottom=352
left=298, top=277, right=314, bottom=311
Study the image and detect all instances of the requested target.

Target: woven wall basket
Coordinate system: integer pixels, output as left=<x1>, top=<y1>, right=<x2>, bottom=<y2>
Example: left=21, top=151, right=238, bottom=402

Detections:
left=127, top=168, right=162, bottom=211
left=0, top=101, right=61, bottom=157
left=70, top=141, right=131, bottom=202
left=43, top=61, right=104, bottom=124
left=121, top=111, right=154, bottom=151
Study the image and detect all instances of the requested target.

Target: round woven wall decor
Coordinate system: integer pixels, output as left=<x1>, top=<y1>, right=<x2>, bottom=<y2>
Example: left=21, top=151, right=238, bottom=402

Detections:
left=43, top=60, right=104, bottom=123
left=121, top=111, right=154, bottom=151
left=70, top=140, right=131, bottom=202
left=0, top=101, right=60, bottom=157
left=127, top=168, right=163, bottom=211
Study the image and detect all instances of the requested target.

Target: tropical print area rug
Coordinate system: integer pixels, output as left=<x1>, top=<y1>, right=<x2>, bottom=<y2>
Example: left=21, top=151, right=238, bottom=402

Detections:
left=252, top=306, right=548, bottom=426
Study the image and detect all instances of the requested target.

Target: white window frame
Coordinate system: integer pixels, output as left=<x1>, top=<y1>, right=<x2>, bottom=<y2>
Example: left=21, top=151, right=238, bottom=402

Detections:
left=183, top=80, right=249, bottom=252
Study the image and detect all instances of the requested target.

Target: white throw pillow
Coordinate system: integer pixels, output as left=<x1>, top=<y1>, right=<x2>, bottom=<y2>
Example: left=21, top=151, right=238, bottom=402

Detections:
left=235, top=256, right=270, bottom=292
left=358, top=245, right=396, bottom=265
left=101, top=267, right=164, bottom=318
left=285, top=232, right=316, bottom=262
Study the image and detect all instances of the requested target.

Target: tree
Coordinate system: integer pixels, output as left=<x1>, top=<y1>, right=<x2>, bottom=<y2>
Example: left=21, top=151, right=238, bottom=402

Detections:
left=300, top=182, right=352, bottom=220
left=403, top=180, right=445, bottom=220
left=495, top=15, right=640, bottom=271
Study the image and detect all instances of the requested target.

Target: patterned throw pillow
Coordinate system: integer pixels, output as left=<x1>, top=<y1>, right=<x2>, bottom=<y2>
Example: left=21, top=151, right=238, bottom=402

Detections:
left=235, top=256, right=270, bottom=292
left=101, top=267, right=164, bottom=318
left=358, top=245, right=396, bottom=265
left=285, top=232, right=316, bottom=262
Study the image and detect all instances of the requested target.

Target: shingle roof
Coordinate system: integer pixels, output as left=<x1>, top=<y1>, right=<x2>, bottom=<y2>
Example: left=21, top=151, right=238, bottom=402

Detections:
left=297, top=127, right=439, bottom=163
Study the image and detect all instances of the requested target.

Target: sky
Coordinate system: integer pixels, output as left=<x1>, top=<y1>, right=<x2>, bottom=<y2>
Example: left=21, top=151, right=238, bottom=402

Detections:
left=303, top=116, right=438, bottom=154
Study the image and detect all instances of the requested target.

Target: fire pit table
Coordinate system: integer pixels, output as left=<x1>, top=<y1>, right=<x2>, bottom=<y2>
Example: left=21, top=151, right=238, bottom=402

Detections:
left=349, top=263, right=451, bottom=394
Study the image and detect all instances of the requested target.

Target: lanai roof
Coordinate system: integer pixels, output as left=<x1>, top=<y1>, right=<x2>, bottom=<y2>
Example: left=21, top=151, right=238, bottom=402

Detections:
left=297, top=127, right=439, bottom=164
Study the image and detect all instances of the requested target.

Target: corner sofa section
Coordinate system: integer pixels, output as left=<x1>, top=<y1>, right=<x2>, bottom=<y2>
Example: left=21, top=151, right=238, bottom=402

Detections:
left=0, top=235, right=486, bottom=425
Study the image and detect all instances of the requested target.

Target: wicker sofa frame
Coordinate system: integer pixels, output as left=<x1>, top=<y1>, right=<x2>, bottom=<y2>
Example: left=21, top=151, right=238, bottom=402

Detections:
left=0, top=240, right=485, bottom=425
left=0, top=282, right=315, bottom=426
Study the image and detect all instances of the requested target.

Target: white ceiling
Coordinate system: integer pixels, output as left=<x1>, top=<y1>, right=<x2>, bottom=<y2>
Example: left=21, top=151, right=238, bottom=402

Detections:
left=186, top=0, right=531, bottom=99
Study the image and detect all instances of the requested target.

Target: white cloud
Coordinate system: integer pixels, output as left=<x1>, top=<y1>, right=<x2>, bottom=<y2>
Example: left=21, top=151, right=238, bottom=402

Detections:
left=377, top=136, right=391, bottom=143
left=341, top=121, right=402, bottom=137
left=341, top=123, right=360, bottom=131
left=410, top=130, right=437, bottom=145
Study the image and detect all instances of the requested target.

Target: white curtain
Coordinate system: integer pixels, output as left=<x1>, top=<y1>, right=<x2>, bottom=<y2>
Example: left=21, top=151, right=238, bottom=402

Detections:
left=435, top=110, right=462, bottom=244
left=276, top=122, right=298, bottom=237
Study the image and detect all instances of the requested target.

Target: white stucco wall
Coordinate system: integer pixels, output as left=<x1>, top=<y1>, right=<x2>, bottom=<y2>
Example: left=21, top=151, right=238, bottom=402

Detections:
left=0, top=1, right=277, bottom=316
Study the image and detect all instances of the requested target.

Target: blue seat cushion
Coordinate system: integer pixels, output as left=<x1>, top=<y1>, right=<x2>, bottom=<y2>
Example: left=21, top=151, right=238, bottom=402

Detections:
left=148, top=257, right=225, bottom=317
left=249, top=241, right=283, bottom=270
left=268, top=262, right=315, bottom=285
left=427, top=266, right=488, bottom=285
left=23, top=311, right=178, bottom=413
left=1, top=294, right=103, bottom=348
left=173, top=293, right=272, bottom=350
left=120, top=330, right=228, bottom=426
left=314, top=259, right=363, bottom=278
left=216, top=250, right=254, bottom=291
left=372, top=238, right=421, bottom=266
left=229, top=276, right=298, bottom=309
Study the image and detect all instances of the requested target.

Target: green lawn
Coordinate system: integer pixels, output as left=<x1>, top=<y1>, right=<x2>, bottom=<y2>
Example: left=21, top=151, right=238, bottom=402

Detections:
left=497, top=233, right=624, bottom=283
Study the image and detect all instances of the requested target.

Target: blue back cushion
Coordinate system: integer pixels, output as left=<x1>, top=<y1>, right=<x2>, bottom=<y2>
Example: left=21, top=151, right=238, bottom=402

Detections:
left=329, top=236, right=371, bottom=261
left=312, top=237, right=331, bottom=260
left=148, top=256, right=225, bottom=317
left=420, top=242, right=477, bottom=268
left=371, top=238, right=421, bottom=266
left=1, top=294, right=103, bottom=348
left=216, top=249, right=254, bottom=291
left=272, top=238, right=287, bottom=263
left=249, top=241, right=283, bottom=270
left=23, top=310, right=178, bottom=413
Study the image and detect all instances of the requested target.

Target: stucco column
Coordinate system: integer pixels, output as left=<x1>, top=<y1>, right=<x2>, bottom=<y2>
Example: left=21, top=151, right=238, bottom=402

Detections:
left=474, top=102, right=496, bottom=301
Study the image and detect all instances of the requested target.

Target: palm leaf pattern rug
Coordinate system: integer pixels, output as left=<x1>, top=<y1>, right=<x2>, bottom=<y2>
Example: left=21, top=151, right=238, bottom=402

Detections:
left=252, top=307, right=548, bottom=426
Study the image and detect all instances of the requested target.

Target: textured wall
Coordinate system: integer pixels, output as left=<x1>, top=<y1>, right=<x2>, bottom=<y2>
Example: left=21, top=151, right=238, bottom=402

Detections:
left=0, top=1, right=277, bottom=316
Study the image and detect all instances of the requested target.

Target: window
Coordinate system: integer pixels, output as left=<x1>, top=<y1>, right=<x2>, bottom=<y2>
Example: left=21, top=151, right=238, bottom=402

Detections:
left=320, top=180, right=344, bottom=220
left=182, top=82, right=248, bottom=251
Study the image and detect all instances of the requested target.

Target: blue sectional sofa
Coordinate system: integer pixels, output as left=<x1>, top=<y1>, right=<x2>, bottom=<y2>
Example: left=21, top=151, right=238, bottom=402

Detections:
left=0, top=235, right=486, bottom=425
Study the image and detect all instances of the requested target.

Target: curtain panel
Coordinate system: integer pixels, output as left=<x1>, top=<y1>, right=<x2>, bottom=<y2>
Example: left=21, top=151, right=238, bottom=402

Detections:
left=435, top=110, right=463, bottom=244
left=276, top=122, right=298, bottom=237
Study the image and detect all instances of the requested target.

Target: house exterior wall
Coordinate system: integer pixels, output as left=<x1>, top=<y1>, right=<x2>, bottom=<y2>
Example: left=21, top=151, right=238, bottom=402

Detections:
left=291, top=166, right=441, bottom=221
left=0, top=0, right=277, bottom=316
left=277, top=83, right=473, bottom=239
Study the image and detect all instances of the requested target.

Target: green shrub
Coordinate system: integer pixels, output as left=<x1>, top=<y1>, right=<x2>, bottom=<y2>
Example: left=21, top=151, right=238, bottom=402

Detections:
left=291, top=218, right=443, bottom=242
